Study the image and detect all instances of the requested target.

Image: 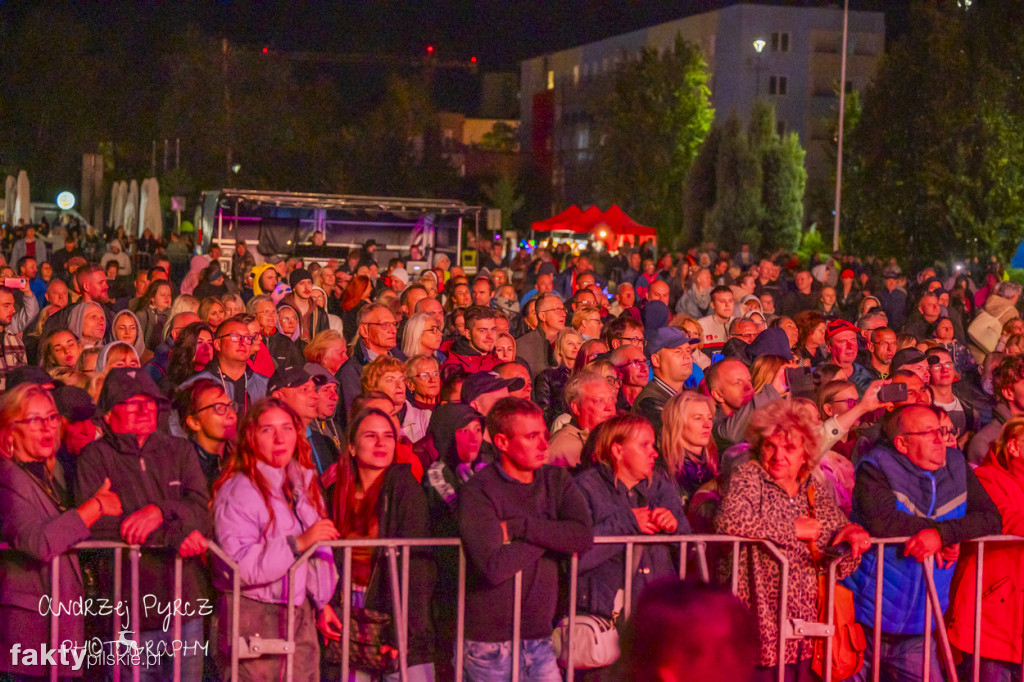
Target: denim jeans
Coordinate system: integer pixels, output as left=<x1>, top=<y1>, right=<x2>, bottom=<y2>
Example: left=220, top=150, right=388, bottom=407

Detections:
left=463, top=638, right=561, bottom=682
left=847, top=627, right=945, bottom=682
left=958, top=654, right=1020, bottom=682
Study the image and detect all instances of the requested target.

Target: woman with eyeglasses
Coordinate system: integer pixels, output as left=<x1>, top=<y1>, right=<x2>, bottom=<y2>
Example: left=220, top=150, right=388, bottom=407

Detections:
left=159, top=321, right=215, bottom=396
left=403, top=354, right=441, bottom=443
left=401, top=311, right=446, bottom=364
left=0, top=383, right=123, bottom=679
left=213, top=398, right=341, bottom=680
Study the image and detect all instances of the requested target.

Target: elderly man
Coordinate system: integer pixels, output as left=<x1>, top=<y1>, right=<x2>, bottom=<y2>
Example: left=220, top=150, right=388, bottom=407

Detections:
left=75, top=368, right=211, bottom=680
left=903, top=293, right=942, bottom=340
left=851, top=327, right=897, bottom=391
left=610, top=343, right=649, bottom=410
left=632, top=328, right=698, bottom=440
left=845, top=405, right=1000, bottom=682
left=338, top=302, right=407, bottom=415
left=548, top=370, right=617, bottom=468
left=516, top=292, right=565, bottom=378
left=825, top=318, right=863, bottom=378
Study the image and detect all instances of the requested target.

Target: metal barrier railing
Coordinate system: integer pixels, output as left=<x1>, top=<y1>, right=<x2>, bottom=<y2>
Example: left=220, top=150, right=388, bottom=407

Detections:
left=10, top=533, right=1024, bottom=681
left=822, top=535, right=1024, bottom=682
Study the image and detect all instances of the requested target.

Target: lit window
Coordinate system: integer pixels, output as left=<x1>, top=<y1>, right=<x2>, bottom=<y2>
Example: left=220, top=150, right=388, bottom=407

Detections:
left=573, top=65, right=579, bottom=85
left=547, top=70, right=554, bottom=90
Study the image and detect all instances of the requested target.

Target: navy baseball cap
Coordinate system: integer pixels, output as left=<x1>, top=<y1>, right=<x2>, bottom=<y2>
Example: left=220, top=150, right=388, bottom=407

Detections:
left=647, top=327, right=699, bottom=356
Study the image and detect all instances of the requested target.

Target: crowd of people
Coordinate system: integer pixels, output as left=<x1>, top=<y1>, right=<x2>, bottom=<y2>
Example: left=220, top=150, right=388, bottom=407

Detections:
left=0, top=220, right=1022, bottom=682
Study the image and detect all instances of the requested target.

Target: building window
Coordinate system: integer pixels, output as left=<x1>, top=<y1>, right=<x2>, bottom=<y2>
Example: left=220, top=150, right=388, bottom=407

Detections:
left=771, top=32, right=790, bottom=53
left=572, top=65, right=579, bottom=86
left=776, top=120, right=787, bottom=136
left=769, top=75, right=788, bottom=96
left=547, top=70, right=554, bottom=90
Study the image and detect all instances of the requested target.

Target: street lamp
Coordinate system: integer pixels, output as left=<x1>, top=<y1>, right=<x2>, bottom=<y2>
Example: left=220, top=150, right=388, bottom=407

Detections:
left=752, top=39, right=766, bottom=96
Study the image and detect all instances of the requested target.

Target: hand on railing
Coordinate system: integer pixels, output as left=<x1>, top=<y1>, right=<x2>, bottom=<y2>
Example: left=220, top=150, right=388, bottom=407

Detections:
left=296, top=520, right=340, bottom=553
left=903, top=528, right=942, bottom=562
left=179, top=530, right=208, bottom=558
left=832, top=523, right=870, bottom=559
left=120, top=504, right=164, bottom=545
left=936, top=543, right=960, bottom=569
left=317, top=603, right=343, bottom=642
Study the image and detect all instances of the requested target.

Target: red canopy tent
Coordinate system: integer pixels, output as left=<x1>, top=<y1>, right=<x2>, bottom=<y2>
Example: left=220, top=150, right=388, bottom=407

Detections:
left=602, top=205, right=656, bottom=237
left=530, top=205, right=582, bottom=232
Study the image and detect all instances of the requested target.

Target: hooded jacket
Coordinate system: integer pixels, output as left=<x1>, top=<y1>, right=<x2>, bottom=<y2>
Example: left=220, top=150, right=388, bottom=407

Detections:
left=441, top=335, right=500, bottom=375
left=111, top=308, right=147, bottom=357
left=250, top=263, right=277, bottom=296
left=74, top=427, right=212, bottom=632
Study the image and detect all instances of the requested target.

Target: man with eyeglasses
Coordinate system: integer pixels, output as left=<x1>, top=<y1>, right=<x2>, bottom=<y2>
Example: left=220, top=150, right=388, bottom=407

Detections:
left=632, top=328, right=699, bottom=442
left=444, top=305, right=501, bottom=374
left=175, top=378, right=238, bottom=489
left=852, top=327, right=897, bottom=393
left=338, top=302, right=408, bottom=416
left=548, top=370, right=617, bottom=468
left=189, top=318, right=269, bottom=415
left=603, top=316, right=645, bottom=351
left=516, top=292, right=565, bottom=379
left=610, top=343, right=649, bottom=410
left=75, top=368, right=211, bottom=680
left=845, top=404, right=1000, bottom=681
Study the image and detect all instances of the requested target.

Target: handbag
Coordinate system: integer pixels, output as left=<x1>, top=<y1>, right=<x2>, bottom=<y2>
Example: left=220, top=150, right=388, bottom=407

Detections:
left=553, top=545, right=645, bottom=670
left=322, top=605, right=399, bottom=675
left=806, top=486, right=866, bottom=680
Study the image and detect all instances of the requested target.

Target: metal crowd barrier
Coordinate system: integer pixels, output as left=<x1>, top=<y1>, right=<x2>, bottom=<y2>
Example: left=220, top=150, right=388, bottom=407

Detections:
left=822, top=535, right=1024, bottom=682
left=22, top=540, right=240, bottom=682
left=13, top=533, right=1024, bottom=682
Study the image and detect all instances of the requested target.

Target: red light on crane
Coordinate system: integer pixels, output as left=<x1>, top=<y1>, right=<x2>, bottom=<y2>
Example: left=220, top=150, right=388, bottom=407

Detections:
left=262, top=47, right=268, bottom=54
left=470, top=56, right=477, bottom=63
left=426, top=45, right=435, bottom=54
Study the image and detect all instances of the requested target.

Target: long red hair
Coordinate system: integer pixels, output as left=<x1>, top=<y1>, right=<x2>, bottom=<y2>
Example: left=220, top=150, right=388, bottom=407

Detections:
left=213, top=398, right=326, bottom=534
left=341, top=275, right=372, bottom=311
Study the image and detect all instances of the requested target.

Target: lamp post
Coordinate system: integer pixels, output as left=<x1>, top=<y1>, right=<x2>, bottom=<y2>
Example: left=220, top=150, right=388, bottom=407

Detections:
left=833, top=0, right=849, bottom=252
left=753, top=39, right=766, bottom=97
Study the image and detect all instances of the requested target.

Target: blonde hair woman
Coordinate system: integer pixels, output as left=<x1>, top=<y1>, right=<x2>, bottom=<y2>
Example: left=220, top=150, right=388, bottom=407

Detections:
left=661, top=391, right=718, bottom=504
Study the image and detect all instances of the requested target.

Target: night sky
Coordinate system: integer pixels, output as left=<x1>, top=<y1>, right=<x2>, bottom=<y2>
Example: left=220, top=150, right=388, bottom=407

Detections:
left=2, top=0, right=910, bottom=73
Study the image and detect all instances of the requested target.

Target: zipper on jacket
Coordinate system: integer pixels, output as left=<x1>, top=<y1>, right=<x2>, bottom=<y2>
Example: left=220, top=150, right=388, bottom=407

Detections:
left=140, top=457, right=146, bottom=472
left=927, top=473, right=936, bottom=517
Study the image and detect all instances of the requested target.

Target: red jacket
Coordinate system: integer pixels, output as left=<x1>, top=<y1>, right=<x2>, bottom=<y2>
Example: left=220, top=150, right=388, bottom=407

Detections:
left=441, top=337, right=499, bottom=375
left=947, top=452, right=1024, bottom=663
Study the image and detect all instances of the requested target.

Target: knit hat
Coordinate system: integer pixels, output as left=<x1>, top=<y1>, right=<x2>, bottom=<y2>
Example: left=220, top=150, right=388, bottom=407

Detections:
left=288, top=268, right=313, bottom=288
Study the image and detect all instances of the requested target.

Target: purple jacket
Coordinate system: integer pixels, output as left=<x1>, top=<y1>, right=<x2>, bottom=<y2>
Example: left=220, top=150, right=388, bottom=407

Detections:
left=214, top=461, right=337, bottom=609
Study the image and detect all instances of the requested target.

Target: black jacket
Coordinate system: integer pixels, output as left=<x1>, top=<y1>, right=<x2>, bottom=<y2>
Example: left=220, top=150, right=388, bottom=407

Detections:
left=75, top=428, right=212, bottom=631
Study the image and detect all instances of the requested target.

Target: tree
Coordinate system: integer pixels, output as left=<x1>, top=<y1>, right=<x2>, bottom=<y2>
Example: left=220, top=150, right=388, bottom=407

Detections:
left=844, top=1, right=1024, bottom=265
left=592, top=34, right=714, bottom=247
left=479, top=121, right=520, bottom=152
left=685, top=102, right=806, bottom=252
left=481, top=173, right=525, bottom=233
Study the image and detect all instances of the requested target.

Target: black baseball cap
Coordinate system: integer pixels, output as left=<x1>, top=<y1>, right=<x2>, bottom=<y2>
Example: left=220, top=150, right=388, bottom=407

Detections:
left=267, top=366, right=314, bottom=394
left=53, top=385, right=97, bottom=422
left=461, top=371, right=525, bottom=405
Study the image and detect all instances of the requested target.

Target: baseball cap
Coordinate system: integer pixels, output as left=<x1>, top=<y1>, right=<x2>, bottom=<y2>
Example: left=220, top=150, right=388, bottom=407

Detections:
left=97, top=368, right=165, bottom=413
left=53, top=385, right=97, bottom=422
left=288, top=268, right=313, bottom=288
left=461, top=371, right=525, bottom=405
left=825, top=319, right=860, bottom=342
left=6, top=366, right=57, bottom=390
left=891, top=348, right=940, bottom=373
left=267, top=366, right=314, bottom=395
left=647, top=327, right=699, bottom=356
left=840, top=269, right=855, bottom=280
left=304, top=363, right=339, bottom=387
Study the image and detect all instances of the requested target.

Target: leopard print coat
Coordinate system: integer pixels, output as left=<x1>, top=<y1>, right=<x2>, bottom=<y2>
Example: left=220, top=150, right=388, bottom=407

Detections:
left=715, top=460, right=860, bottom=666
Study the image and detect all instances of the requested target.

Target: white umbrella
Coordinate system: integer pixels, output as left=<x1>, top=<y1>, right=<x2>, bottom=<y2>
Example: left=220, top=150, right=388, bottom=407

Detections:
left=108, top=182, right=118, bottom=228
left=138, top=179, right=149, bottom=239
left=143, top=177, right=163, bottom=240
left=14, top=170, right=30, bottom=225
left=111, top=181, right=123, bottom=230
left=3, top=176, right=14, bottom=224
left=119, top=181, right=129, bottom=229
left=124, top=179, right=139, bottom=236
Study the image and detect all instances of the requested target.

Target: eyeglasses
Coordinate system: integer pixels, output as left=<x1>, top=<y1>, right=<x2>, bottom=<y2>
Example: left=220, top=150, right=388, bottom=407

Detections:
left=618, top=336, right=647, bottom=347
left=118, top=398, right=157, bottom=413
left=366, top=321, right=398, bottom=329
left=617, top=359, right=649, bottom=371
left=424, top=326, right=442, bottom=334
left=218, top=332, right=256, bottom=345
left=414, top=371, right=440, bottom=381
left=15, top=413, right=61, bottom=430
left=830, top=398, right=859, bottom=409
left=902, top=426, right=955, bottom=439
left=732, top=332, right=758, bottom=341
left=194, top=401, right=239, bottom=417
left=538, top=308, right=567, bottom=316
left=931, top=362, right=955, bottom=370
left=605, top=376, right=623, bottom=387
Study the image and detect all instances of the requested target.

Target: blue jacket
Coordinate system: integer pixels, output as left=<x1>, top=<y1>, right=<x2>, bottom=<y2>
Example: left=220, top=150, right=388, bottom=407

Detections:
left=574, top=464, right=689, bottom=619
left=844, top=444, right=967, bottom=634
